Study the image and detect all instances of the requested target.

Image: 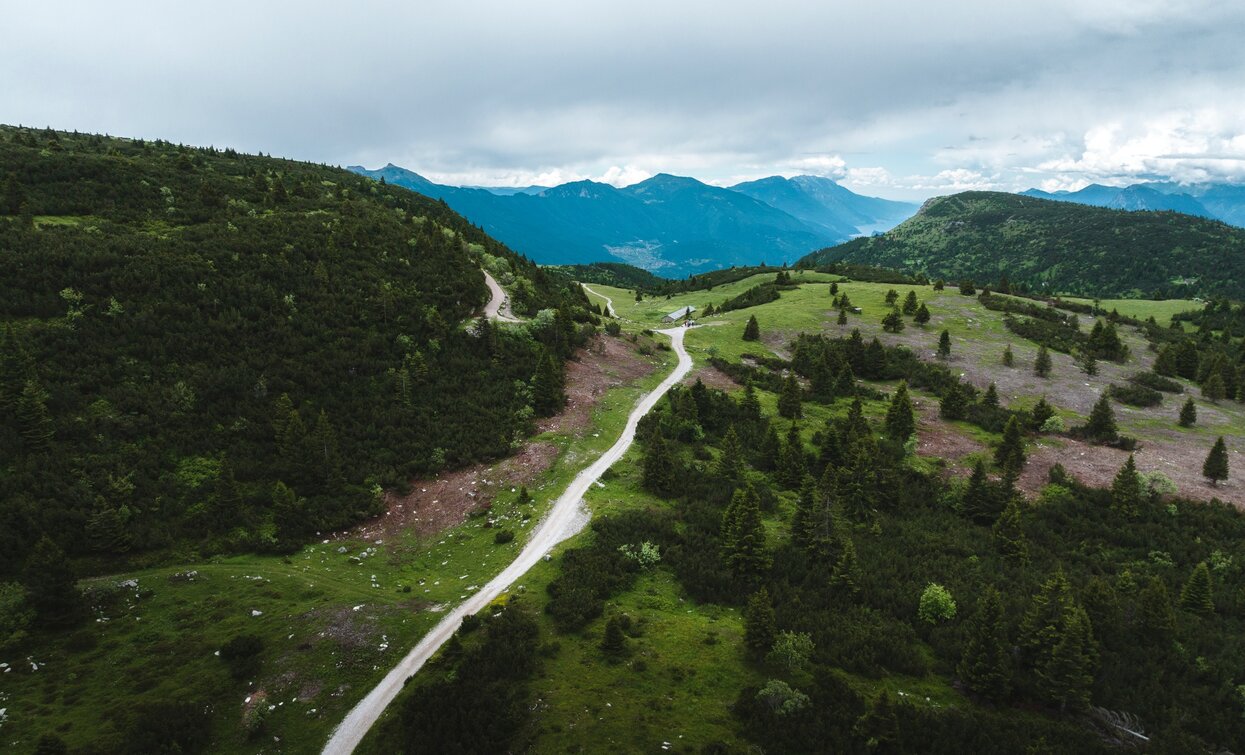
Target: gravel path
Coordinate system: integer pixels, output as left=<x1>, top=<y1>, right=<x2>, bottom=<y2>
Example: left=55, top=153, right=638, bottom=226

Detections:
left=482, top=269, right=521, bottom=322
left=582, top=283, right=617, bottom=317
left=321, top=326, right=694, bottom=754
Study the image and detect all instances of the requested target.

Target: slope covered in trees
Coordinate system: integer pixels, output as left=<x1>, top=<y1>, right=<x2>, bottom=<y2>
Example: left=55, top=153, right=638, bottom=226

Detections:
left=800, top=191, right=1245, bottom=299
left=0, top=125, right=592, bottom=583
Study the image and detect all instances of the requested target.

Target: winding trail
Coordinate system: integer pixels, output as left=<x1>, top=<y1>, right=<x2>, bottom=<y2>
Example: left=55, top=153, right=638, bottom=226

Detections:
left=582, top=283, right=616, bottom=318
left=322, top=326, right=694, bottom=754
left=481, top=269, right=521, bottom=322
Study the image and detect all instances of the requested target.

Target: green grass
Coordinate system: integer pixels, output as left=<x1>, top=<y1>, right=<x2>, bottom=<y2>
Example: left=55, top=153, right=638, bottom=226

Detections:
left=2, top=341, right=676, bottom=753
left=1061, top=296, right=1200, bottom=326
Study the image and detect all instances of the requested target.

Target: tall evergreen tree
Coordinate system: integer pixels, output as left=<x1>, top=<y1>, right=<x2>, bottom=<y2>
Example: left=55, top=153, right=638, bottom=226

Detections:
left=958, top=587, right=1013, bottom=701
left=777, top=373, right=803, bottom=419
left=791, top=476, right=818, bottom=550
left=309, top=410, right=345, bottom=495
left=1110, top=455, right=1144, bottom=517
left=1034, top=345, right=1052, bottom=378
left=1202, top=371, right=1225, bottom=402
left=1002, top=344, right=1015, bottom=367
left=22, top=536, right=83, bottom=628
left=531, top=351, right=566, bottom=416
left=961, top=461, right=1001, bottom=524
left=1178, top=562, right=1214, bottom=613
left=1202, top=436, right=1229, bottom=485
left=86, top=500, right=130, bottom=554
left=902, top=290, right=919, bottom=315
left=1084, top=394, right=1117, bottom=441
left=642, top=435, right=677, bottom=497
left=914, top=302, right=931, bottom=326
left=982, top=382, right=1000, bottom=408
left=937, top=329, right=952, bottom=359
left=1138, top=576, right=1175, bottom=639
left=1036, top=605, right=1097, bottom=712
left=776, top=424, right=807, bottom=489
left=743, top=588, right=777, bottom=658
left=271, top=481, right=306, bottom=552
left=722, top=486, right=770, bottom=582
left=882, top=307, right=905, bottom=333
left=1178, top=396, right=1197, bottom=427
left=739, top=382, right=761, bottom=422
left=715, top=426, right=745, bottom=481
left=994, top=416, right=1026, bottom=476
left=884, top=382, right=916, bottom=442
left=830, top=537, right=862, bottom=598
left=1030, top=397, right=1055, bottom=430
left=939, top=382, right=967, bottom=420
left=16, top=379, right=54, bottom=451
left=742, top=315, right=760, bottom=341
left=993, top=496, right=1029, bottom=563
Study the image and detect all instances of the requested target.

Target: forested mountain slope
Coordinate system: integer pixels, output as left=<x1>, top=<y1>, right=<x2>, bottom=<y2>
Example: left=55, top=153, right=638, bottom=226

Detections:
left=0, top=126, right=591, bottom=585
left=800, top=191, right=1245, bottom=299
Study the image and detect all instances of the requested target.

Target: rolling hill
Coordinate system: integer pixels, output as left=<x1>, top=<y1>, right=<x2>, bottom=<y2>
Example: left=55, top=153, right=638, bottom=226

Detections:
left=800, top=191, right=1245, bottom=298
left=349, top=165, right=916, bottom=276
left=1021, top=181, right=1245, bottom=228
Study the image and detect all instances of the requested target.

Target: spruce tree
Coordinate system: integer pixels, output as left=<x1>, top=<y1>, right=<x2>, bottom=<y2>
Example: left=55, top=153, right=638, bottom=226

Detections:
left=914, top=302, right=931, bottom=326
left=994, top=416, right=1026, bottom=476
left=1110, top=455, right=1144, bottom=517
left=1036, top=604, right=1097, bottom=711
left=642, top=435, right=677, bottom=496
left=16, top=379, right=54, bottom=451
left=1202, top=371, right=1225, bottom=402
left=777, top=373, right=803, bottom=419
left=993, top=496, right=1029, bottom=563
left=1202, top=436, right=1229, bottom=485
left=722, top=486, right=770, bottom=581
left=937, top=329, right=951, bottom=359
left=1138, top=576, right=1175, bottom=639
left=87, top=500, right=130, bottom=554
left=600, top=616, right=627, bottom=656
left=830, top=281, right=839, bottom=295
left=837, top=307, right=848, bottom=326
left=1178, top=562, right=1214, bottom=613
left=715, top=427, right=744, bottom=480
left=885, top=289, right=899, bottom=305
left=882, top=307, right=904, bottom=333
left=1034, top=345, right=1052, bottom=378
left=777, top=424, right=806, bottom=489
left=791, top=476, right=818, bottom=549
left=1178, top=397, right=1197, bottom=427
left=22, top=536, right=83, bottom=628
left=1002, top=344, right=1015, bottom=367
left=902, top=290, right=919, bottom=315
left=532, top=351, right=566, bottom=416
left=961, top=461, right=1000, bottom=524
left=958, top=587, right=1013, bottom=701
left=982, top=382, right=1000, bottom=408
left=272, top=481, right=305, bottom=552
left=739, top=382, right=761, bottom=421
left=940, top=383, right=967, bottom=420
left=830, top=537, right=862, bottom=597
left=884, top=382, right=916, bottom=442
left=1084, top=394, right=1117, bottom=441
left=309, top=410, right=345, bottom=495
left=742, top=315, right=760, bottom=341
left=1030, top=397, right=1054, bottom=430
left=743, top=588, right=776, bottom=657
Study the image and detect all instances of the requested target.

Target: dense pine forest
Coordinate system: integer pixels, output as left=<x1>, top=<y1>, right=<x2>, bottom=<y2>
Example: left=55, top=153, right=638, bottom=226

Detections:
left=0, top=126, right=593, bottom=597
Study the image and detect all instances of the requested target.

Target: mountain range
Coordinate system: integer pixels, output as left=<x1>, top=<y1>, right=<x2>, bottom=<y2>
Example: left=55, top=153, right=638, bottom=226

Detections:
left=348, top=164, right=917, bottom=276
left=1021, top=182, right=1245, bottom=227
left=800, top=190, right=1245, bottom=299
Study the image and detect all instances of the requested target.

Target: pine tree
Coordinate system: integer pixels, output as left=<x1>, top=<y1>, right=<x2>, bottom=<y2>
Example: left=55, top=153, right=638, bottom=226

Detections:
left=742, top=315, right=760, bottom=341
left=1, top=172, right=22, bottom=215
left=532, top=351, right=566, bottom=416
left=884, top=381, right=916, bottom=442
left=1084, top=394, right=1117, bottom=441
left=87, top=500, right=130, bottom=554
left=309, top=410, right=345, bottom=495
left=600, top=616, right=627, bottom=656
left=1030, top=397, right=1054, bottom=430
left=830, top=281, right=839, bottom=295
left=642, top=435, right=677, bottom=496
left=885, top=289, right=899, bottom=305
left=722, top=486, right=770, bottom=581
left=1110, top=455, right=1144, bottom=517
left=937, top=329, right=951, bottom=359
left=272, top=481, right=305, bottom=552
left=744, top=588, right=776, bottom=657
left=1178, top=562, right=1214, bottom=613
left=22, top=536, right=83, bottom=628
left=0, top=325, right=34, bottom=413
left=830, top=537, right=861, bottom=597
left=739, top=382, right=761, bottom=421
left=1175, top=396, right=1195, bottom=426
left=837, top=307, right=848, bottom=326
left=854, top=692, right=899, bottom=751
left=914, top=302, right=931, bottom=326
left=777, top=373, right=803, bottom=419
left=994, top=416, right=1026, bottom=476
left=791, top=476, right=818, bottom=549
left=1202, top=436, right=1229, bottom=485
left=1034, top=345, right=1052, bottom=378
left=1036, top=604, right=1097, bottom=711
left=278, top=408, right=309, bottom=484
left=1002, top=344, right=1015, bottom=367
left=958, top=587, right=1012, bottom=701
left=902, top=290, right=919, bottom=315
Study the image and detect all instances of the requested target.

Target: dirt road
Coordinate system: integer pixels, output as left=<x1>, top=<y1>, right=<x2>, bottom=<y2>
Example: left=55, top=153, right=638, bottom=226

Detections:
left=482, top=269, right=521, bottom=322
left=321, top=326, right=694, bottom=754
left=582, top=283, right=616, bottom=318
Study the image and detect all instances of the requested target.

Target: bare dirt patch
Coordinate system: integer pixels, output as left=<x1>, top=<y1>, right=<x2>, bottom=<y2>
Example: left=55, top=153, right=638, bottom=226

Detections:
left=914, top=401, right=987, bottom=472
left=683, top=364, right=740, bottom=392
left=338, top=335, right=656, bottom=542
left=537, top=334, right=657, bottom=435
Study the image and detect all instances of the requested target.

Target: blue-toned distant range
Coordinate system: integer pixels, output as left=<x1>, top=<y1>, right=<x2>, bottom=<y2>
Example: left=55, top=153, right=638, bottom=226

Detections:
left=349, top=165, right=917, bottom=277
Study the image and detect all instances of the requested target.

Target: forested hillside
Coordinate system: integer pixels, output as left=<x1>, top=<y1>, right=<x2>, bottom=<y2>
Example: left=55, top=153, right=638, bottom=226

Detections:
left=0, top=126, right=592, bottom=589
left=800, top=191, right=1245, bottom=299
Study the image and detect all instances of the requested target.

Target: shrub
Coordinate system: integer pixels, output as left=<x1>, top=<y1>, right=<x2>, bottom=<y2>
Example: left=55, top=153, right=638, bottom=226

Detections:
left=1040, top=415, right=1066, bottom=434
left=1129, top=371, right=1183, bottom=393
left=219, top=634, right=264, bottom=680
left=494, top=529, right=515, bottom=544
left=1108, top=383, right=1163, bottom=407
left=918, top=583, right=957, bottom=624
left=604, top=321, right=621, bottom=336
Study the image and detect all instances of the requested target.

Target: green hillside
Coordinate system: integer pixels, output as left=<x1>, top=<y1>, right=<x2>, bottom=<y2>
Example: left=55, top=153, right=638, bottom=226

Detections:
left=800, top=191, right=1245, bottom=299
left=0, top=125, right=592, bottom=581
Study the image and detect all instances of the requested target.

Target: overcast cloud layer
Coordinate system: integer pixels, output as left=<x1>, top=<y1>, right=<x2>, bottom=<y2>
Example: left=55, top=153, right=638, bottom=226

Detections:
left=4, top=1, right=1244, bottom=200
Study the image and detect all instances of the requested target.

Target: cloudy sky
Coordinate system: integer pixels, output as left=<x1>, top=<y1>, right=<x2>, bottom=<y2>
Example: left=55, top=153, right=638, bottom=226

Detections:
left=4, top=1, right=1245, bottom=200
